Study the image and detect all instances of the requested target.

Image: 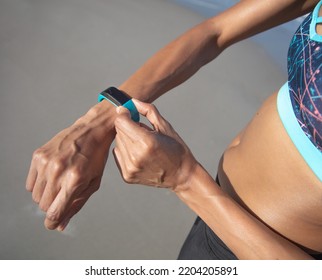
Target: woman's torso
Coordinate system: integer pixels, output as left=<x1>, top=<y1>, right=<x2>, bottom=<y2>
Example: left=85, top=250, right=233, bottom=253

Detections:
left=219, top=1, right=322, bottom=255
left=219, top=91, right=322, bottom=254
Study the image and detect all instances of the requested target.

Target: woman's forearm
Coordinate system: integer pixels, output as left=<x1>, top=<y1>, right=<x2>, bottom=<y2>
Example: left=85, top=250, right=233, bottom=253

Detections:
left=118, top=0, right=316, bottom=103
left=176, top=164, right=313, bottom=260
left=119, top=19, right=223, bottom=102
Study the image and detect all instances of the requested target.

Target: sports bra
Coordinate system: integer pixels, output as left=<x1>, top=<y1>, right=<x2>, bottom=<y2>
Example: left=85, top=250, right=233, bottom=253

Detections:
left=287, top=0, right=322, bottom=152
left=277, top=1, right=322, bottom=181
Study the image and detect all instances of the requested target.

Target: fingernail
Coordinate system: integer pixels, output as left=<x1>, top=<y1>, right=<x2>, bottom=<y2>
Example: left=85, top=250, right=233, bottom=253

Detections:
left=57, top=219, right=69, bottom=232
left=117, top=106, right=127, bottom=113
left=57, top=225, right=64, bottom=232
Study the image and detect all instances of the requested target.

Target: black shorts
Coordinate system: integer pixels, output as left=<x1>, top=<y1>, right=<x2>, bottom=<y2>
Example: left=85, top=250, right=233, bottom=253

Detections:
left=178, top=216, right=237, bottom=260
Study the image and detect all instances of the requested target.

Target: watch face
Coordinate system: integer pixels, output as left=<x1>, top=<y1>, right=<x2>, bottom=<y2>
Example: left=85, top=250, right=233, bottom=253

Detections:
left=103, top=87, right=131, bottom=106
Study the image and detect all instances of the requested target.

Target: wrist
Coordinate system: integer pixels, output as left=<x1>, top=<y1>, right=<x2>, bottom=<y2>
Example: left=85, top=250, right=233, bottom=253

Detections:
left=119, top=82, right=153, bottom=103
left=75, top=100, right=117, bottom=143
left=175, top=163, right=221, bottom=200
left=173, top=159, right=199, bottom=193
left=118, top=83, right=141, bottom=101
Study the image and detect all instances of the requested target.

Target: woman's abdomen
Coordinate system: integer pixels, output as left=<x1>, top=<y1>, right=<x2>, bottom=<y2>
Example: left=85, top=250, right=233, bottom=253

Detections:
left=219, top=91, right=322, bottom=252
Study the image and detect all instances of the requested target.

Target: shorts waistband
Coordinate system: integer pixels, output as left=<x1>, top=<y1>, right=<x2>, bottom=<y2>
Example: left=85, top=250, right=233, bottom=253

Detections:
left=277, top=82, right=322, bottom=181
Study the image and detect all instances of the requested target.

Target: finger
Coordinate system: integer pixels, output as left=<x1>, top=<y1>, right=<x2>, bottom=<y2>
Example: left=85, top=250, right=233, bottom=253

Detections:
left=56, top=194, right=90, bottom=232
left=116, top=105, right=131, bottom=118
left=114, top=126, right=143, bottom=171
left=113, top=133, right=130, bottom=172
left=38, top=177, right=61, bottom=212
left=115, top=131, right=129, bottom=155
left=38, top=158, right=67, bottom=211
left=113, top=147, right=136, bottom=184
left=31, top=179, right=47, bottom=204
left=131, top=99, right=170, bottom=134
left=44, top=186, right=70, bottom=230
left=113, top=147, right=126, bottom=177
left=56, top=218, right=70, bottom=232
left=56, top=176, right=102, bottom=231
left=26, top=149, right=42, bottom=192
left=139, top=122, right=154, bottom=131
left=114, top=106, right=148, bottom=141
left=26, top=166, right=37, bottom=192
left=44, top=176, right=86, bottom=229
left=133, top=99, right=183, bottom=141
left=118, top=104, right=153, bottom=131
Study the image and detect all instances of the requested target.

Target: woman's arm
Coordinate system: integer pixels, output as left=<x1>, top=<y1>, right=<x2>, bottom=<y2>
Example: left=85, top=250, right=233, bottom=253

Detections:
left=119, top=0, right=318, bottom=102
left=176, top=164, right=313, bottom=259
left=113, top=100, right=313, bottom=259
left=26, top=0, right=318, bottom=231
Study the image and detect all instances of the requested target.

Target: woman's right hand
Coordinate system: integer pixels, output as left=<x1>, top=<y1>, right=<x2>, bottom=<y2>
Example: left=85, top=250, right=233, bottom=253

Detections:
left=113, top=100, right=198, bottom=191
left=26, top=101, right=116, bottom=231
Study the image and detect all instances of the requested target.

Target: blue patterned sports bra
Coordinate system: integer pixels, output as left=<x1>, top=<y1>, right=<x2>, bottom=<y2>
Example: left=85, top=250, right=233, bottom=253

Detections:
left=277, top=1, right=322, bottom=181
left=288, top=0, right=322, bottom=152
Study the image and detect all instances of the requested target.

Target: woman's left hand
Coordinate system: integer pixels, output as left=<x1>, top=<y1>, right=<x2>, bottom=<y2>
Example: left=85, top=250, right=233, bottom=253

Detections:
left=113, top=99, right=197, bottom=191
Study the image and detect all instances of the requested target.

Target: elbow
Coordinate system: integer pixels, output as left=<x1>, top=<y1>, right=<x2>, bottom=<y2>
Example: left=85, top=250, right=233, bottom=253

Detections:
left=204, top=16, right=230, bottom=51
left=195, top=18, right=225, bottom=66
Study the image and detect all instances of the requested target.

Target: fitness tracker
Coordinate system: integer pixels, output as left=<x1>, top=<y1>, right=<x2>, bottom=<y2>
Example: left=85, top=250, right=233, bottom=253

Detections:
left=98, top=87, right=140, bottom=122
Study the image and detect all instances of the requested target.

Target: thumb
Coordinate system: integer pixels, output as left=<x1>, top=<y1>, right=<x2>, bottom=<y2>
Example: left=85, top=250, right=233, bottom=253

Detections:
left=116, top=105, right=131, bottom=117
left=132, top=99, right=171, bottom=135
left=114, top=105, right=146, bottom=140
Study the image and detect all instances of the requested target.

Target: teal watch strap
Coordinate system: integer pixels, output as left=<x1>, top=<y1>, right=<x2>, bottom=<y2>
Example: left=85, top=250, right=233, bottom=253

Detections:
left=98, top=87, right=140, bottom=122
left=122, top=99, right=140, bottom=122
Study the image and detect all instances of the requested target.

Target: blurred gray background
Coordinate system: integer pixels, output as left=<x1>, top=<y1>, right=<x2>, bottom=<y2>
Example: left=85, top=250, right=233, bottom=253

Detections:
left=0, top=0, right=286, bottom=259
